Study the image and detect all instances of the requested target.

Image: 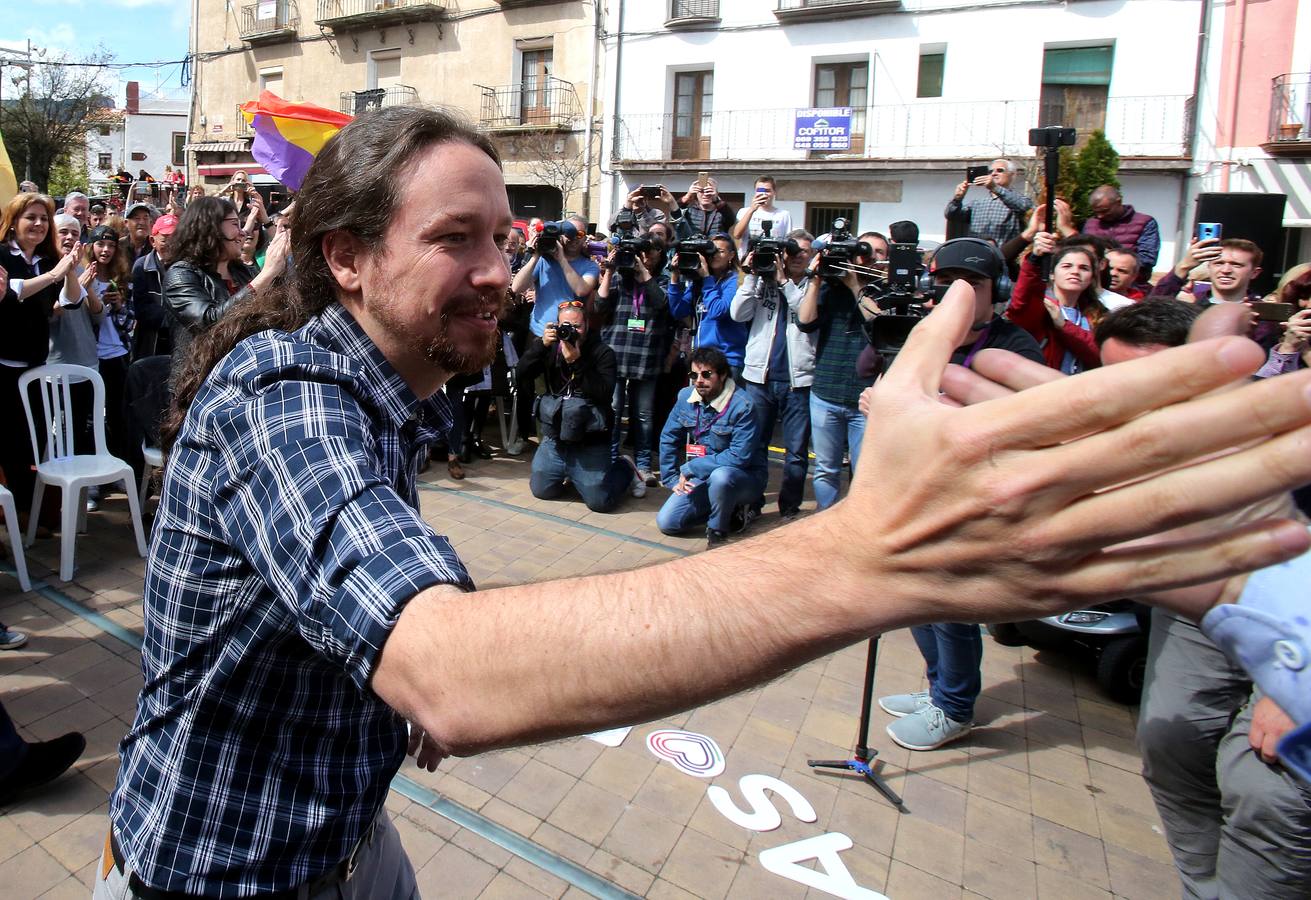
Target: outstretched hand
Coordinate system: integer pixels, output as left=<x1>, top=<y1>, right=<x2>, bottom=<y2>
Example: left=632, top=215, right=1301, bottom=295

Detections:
left=837, top=283, right=1311, bottom=626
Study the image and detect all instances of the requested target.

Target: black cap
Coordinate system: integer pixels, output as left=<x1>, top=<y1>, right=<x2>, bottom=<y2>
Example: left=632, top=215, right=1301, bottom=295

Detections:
left=932, top=239, right=1002, bottom=281
left=86, top=225, right=121, bottom=244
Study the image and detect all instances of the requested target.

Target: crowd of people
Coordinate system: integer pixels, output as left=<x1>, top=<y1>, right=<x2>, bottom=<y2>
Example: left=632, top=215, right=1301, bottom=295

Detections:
left=1, top=117, right=1309, bottom=899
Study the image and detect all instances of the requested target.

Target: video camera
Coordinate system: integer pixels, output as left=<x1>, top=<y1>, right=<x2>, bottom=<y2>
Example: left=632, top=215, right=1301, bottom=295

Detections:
left=815, top=218, right=872, bottom=279
left=534, top=220, right=575, bottom=256
left=609, top=209, right=649, bottom=274
left=860, top=243, right=947, bottom=363
left=749, top=219, right=786, bottom=276
left=674, top=237, right=717, bottom=276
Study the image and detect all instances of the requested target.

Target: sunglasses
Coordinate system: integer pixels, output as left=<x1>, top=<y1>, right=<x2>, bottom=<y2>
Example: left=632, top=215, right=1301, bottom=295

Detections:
left=688, top=369, right=718, bottom=381
left=557, top=300, right=585, bottom=310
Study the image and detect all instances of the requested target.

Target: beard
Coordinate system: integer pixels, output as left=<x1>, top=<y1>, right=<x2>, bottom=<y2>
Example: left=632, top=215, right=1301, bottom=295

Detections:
left=371, top=283, right=503, bottom=377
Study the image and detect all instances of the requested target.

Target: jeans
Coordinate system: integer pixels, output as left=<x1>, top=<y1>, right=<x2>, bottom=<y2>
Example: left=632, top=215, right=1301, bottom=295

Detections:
left=910, top=623, right=983, bottom=723
left=743, top=380, right=810, bottom=515
left=530, top=435, right=632, bottom=513
left=611, top=377, right=658, bottom=472
left=1138, top=608, right=1311, bottom=899
left=809, top=392, right=865, bottom=510
left=656, top=466, right=765, bottom=535
left=0, top=699, right=26, bottom=781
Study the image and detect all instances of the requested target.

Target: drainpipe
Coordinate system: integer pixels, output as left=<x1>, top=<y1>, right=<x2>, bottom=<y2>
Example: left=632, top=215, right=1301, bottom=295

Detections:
left=1220, top=0, right=1248, bottom=191
left=184, top=0, right=200, bottom=187
left=580, top=0, right=602, bottom=221
left=608, top=0, right=626, bottom=226
left=1176, top=0, right=1213, bottom=253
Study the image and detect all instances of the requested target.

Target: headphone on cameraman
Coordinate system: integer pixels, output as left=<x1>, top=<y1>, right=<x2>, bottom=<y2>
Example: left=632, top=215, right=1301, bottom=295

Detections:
left=920, top=238, right=1013, bottom=305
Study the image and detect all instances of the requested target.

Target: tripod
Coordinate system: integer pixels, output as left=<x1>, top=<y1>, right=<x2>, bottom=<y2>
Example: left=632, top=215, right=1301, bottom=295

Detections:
left=807, top=637, right=905, bottom=810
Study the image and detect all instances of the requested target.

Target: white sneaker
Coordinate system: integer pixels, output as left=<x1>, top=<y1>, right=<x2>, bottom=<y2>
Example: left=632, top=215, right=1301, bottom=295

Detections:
left=620, top=455, right=647, bottom=498
left=886, top=702, right=972, bottom=751
left=638, top=468, right=657, bottom=487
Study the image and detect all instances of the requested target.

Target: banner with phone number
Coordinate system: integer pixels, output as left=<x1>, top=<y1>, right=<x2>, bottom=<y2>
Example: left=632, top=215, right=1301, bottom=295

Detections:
left=793, top=107, right=852, bottom=151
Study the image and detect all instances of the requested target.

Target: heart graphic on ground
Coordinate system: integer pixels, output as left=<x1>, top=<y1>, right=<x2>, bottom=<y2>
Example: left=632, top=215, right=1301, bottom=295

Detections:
left=645, top=729, right=726, bottom=778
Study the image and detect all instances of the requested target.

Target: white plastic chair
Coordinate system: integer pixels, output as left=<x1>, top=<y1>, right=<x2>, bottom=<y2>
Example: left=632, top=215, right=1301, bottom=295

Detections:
left=0, top=483, right=31, bottom=592
left=139, top=441, right=164, bottom=508
left=19, top=364, right=148, bottom=582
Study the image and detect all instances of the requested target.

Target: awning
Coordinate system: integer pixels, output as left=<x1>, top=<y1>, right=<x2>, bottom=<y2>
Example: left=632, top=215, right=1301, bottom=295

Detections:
left=184, top=141, right=251, bottom=153
left=196, top=164, right=267, bottom=177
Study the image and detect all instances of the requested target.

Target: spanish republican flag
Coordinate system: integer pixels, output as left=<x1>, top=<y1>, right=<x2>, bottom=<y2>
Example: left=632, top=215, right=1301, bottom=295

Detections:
left=0, top=131, right=17, bottom=206
left=239, top=92, right=354, bottom=190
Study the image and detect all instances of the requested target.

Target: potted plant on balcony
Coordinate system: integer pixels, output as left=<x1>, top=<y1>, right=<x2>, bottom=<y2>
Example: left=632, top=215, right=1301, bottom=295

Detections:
left=1279, top=122, right=1303, bottom=140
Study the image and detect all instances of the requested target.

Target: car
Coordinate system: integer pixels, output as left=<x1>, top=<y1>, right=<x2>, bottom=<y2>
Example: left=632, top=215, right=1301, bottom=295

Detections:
left=987, top=599, right=1150, bottom=704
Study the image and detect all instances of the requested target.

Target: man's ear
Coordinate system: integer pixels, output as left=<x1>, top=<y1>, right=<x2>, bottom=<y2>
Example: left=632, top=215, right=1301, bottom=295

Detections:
left=322, top=230, right=366, bottom=294
left=1252, top=267, right=1263, bottom=282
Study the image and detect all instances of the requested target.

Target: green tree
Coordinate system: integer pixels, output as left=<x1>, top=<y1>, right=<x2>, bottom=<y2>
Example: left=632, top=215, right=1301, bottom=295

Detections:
left=46, top=143, right=88, bottom=197
left=0, top=46, right=112, bottom=191
left=1071, top=130, right=1120, bottom=223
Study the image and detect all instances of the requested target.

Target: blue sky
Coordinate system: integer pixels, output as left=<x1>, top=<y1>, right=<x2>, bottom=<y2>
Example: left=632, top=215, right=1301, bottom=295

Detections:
left=3, top=0, right=190, bottom=105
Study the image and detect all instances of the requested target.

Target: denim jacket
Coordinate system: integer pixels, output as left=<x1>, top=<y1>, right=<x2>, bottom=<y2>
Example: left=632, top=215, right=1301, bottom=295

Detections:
left=658, top=380, right=766, bottom=489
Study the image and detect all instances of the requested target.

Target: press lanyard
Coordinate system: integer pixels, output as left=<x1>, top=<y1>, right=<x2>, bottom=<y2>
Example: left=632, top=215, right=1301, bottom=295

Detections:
left=960, top=322, right=993, bottom=369
left=692, top=394, right=733, bottom=442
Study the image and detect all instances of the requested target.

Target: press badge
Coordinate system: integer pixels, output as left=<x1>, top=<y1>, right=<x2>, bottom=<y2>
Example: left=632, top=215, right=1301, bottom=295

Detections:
left=685, top=443, right=707, bottom=458
left=627, top=317, right=647, bottom=333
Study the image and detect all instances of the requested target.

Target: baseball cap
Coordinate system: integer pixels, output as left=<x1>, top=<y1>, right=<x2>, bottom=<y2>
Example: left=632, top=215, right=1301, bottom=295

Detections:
left=931, top=239, right=1002, bottom=281
left=125, top=202, right=159, bottom=220
left=87, top=225, right=121, bottom=244
left=151, top=214, right=179, bottom=236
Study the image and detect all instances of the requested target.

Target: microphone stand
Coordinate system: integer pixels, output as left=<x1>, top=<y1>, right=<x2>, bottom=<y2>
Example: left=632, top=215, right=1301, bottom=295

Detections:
left=807, top=637, right=906, bottom=811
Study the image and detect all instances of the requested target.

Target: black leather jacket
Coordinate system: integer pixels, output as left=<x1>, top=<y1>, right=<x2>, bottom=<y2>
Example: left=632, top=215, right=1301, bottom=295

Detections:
left=162, top=259, right=255, bottom=372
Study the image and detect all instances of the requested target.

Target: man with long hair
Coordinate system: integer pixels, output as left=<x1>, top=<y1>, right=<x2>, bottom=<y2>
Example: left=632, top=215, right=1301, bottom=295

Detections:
left=97, top=106, right=1311, bottom=898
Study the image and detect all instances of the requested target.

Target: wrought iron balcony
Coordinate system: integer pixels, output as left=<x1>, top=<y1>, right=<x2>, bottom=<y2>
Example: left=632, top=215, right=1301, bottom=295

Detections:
left=338, top=84, right=420, bottom=115
left=610, top=95, right=1191, bottom=163
left=1267, top=73, right=1311, bottom=152
left=775, top=0, right=904, bottom=23
left=234, top=104, right=252, bottom=137
left=240, top=1, right=299, bottom=44
left=477, top=76, right=581, bottom=131
left=314, top=0, right=448, bottom=32
left=667, top=0, right=720, bottom=27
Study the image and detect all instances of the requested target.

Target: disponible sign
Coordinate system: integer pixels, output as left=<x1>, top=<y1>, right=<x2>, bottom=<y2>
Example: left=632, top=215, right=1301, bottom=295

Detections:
left=794, top=107, right=852, bottom=151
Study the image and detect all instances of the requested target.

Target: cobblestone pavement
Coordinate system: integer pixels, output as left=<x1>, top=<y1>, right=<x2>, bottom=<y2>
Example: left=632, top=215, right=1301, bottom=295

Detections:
left=0, top=443, right=1179, bottom=899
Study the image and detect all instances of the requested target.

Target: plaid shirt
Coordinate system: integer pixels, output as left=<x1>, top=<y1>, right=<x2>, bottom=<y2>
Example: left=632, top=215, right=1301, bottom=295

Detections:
left=597, top=271, right=670, bottom=380
left=944, top=185, right=1033, bottom=246
left=798, top=281, right=875, bottom=409
left=110, top=303, right=474, bottom=896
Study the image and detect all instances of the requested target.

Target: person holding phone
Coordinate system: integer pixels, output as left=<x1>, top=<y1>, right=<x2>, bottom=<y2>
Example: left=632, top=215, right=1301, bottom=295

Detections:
left=623, top=184, right=669, bottom=235
left=1151, top=237, right=1265, bottom=310
left=730, top=175, right=792, bottom=259
left=945, top=158, right=1033, bottom=246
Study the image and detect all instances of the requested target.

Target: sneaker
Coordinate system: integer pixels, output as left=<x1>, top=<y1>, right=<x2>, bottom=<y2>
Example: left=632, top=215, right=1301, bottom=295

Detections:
left=885, top=702, right=972, bottom=751
left=878, top=690, right=932, bottom=718
left=620, top=455, right=647, bottom=498
left=0, top=629, right=28, bottom=651
left=639, top=468, right=658, bottom=487
left=729, top=503, right=760, bottom=534
left=447, top=458, right=465, bottom=480
left=505, top=438, right=526, bottom=456
left=0, top=731, right=86, bottom=805
left=779, top=507, right=801, bottom=521
left=706, top=528, right=728, bottom=549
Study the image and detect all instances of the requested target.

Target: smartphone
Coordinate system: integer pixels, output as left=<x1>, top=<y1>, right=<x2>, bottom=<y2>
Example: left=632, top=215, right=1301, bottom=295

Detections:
left=586, top=222, right=597, bottom=235
left=966, top=165, right=990, bottom=183
left=640, top=185, right=661, bottom=199
left=1192, top=281, right=1211, bottom=301
left=1197, top=221, right=1223, bottom=241
left=695, top=171, right=710, bottom=189
left=1252, top=301, right=1296, bottom=322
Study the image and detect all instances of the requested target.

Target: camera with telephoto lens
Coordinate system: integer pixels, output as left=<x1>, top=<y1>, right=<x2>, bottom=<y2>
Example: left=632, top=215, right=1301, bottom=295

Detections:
left=555, top=321, right=581, bottom=345
left=816, top=218, right=872, bottom=279
left=860, top=243, right=947, bottom=365
left=749, top=219, right=785, bottom=276
left=675, top=237, right=717, bottom=275
left=535, top=220, right=571, bottom=256
left=609, top=209, right=648, bottom=274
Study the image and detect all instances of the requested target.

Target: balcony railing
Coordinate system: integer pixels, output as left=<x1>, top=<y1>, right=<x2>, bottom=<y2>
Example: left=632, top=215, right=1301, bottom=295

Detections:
left=234, top=104, right=252, bottom=137
left=477, top=76, right=581, bottom=130
left=611, top=96, right=1191, bottom=163
left=315, top=0, right=448, bottom=31
left=667, top=0, right=720, bottom=26
left=338, top=84, right=420, bottom=115
left=775, top=0, right=904, bottom=22
left=240, top=1, right=299, bottom=43
left=1268, top=73, right=1311, bottom=145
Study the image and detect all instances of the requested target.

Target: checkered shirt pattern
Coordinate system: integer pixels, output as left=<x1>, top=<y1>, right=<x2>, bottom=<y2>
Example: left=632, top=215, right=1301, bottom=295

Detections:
left=598, top=274, right=670, bottom=380
left=109, top=303, right=473, bottom=896
left=948, top=186, right=1034, bottom=246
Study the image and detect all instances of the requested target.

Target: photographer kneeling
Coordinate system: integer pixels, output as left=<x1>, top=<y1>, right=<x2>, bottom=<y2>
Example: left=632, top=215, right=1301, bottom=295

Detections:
left=517, top=300, right=645, bottom=512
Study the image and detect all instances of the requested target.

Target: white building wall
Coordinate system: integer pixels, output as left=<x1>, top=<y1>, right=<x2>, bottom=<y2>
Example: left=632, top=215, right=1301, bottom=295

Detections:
left=124, top=101, right=189, bottom=181
left=85, top=125, right=122, bottom=188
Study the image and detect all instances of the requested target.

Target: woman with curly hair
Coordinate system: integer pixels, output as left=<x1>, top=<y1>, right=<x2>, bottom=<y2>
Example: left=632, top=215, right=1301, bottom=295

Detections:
left=0, top=192, right=77, bottom=517
left=161, top=196, right=288, bottom=378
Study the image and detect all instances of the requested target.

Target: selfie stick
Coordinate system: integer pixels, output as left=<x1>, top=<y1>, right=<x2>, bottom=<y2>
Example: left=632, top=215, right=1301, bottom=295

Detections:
left=807, top=637, right=906, bottom=811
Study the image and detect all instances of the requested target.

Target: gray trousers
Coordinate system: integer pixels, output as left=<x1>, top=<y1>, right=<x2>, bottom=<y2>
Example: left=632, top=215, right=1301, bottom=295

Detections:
left=92, top=811, right=419, bottom=899
left=1137, top=607, right=1311, bottom=900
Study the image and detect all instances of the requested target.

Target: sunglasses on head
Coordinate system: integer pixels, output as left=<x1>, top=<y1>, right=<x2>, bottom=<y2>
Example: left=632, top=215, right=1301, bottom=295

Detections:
left=557, top=300, right=585, bottom=310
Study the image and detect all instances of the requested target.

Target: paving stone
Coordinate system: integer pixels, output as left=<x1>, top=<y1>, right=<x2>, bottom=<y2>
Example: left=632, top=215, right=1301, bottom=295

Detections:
left=476, top=871, right=552, bottom=900
left=38, top=805, right=108, bottom=873
left=0, top=844, right=71, bottom=900
left=586, top=847, right=657, bottom=896
left=1032, top=818, right=1110, bottom=891
left=1029, top=776, right=1102, bottom=838
left=962, top=837, right=1037, bottom=900
left=884, top=860, right=964, bottom=900
left=891, top=814, right=965, bottom=886
left=656, top=828, right=743, bottom=900
left=544, top=780, right=628, bottom=846
left=415, top=842, right=497, bottom=900
left=599, top=802, right=684, bottom=873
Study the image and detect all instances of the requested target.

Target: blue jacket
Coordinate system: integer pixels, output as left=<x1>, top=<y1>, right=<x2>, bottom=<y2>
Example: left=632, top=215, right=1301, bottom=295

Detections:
left=658, top=381, right=766, bottom=489
left=667, top=272, right=747, bottom=368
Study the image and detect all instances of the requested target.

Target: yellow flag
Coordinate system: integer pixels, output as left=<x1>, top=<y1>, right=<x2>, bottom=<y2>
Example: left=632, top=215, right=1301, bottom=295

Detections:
left=0, top=131, right=16, bottom=206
